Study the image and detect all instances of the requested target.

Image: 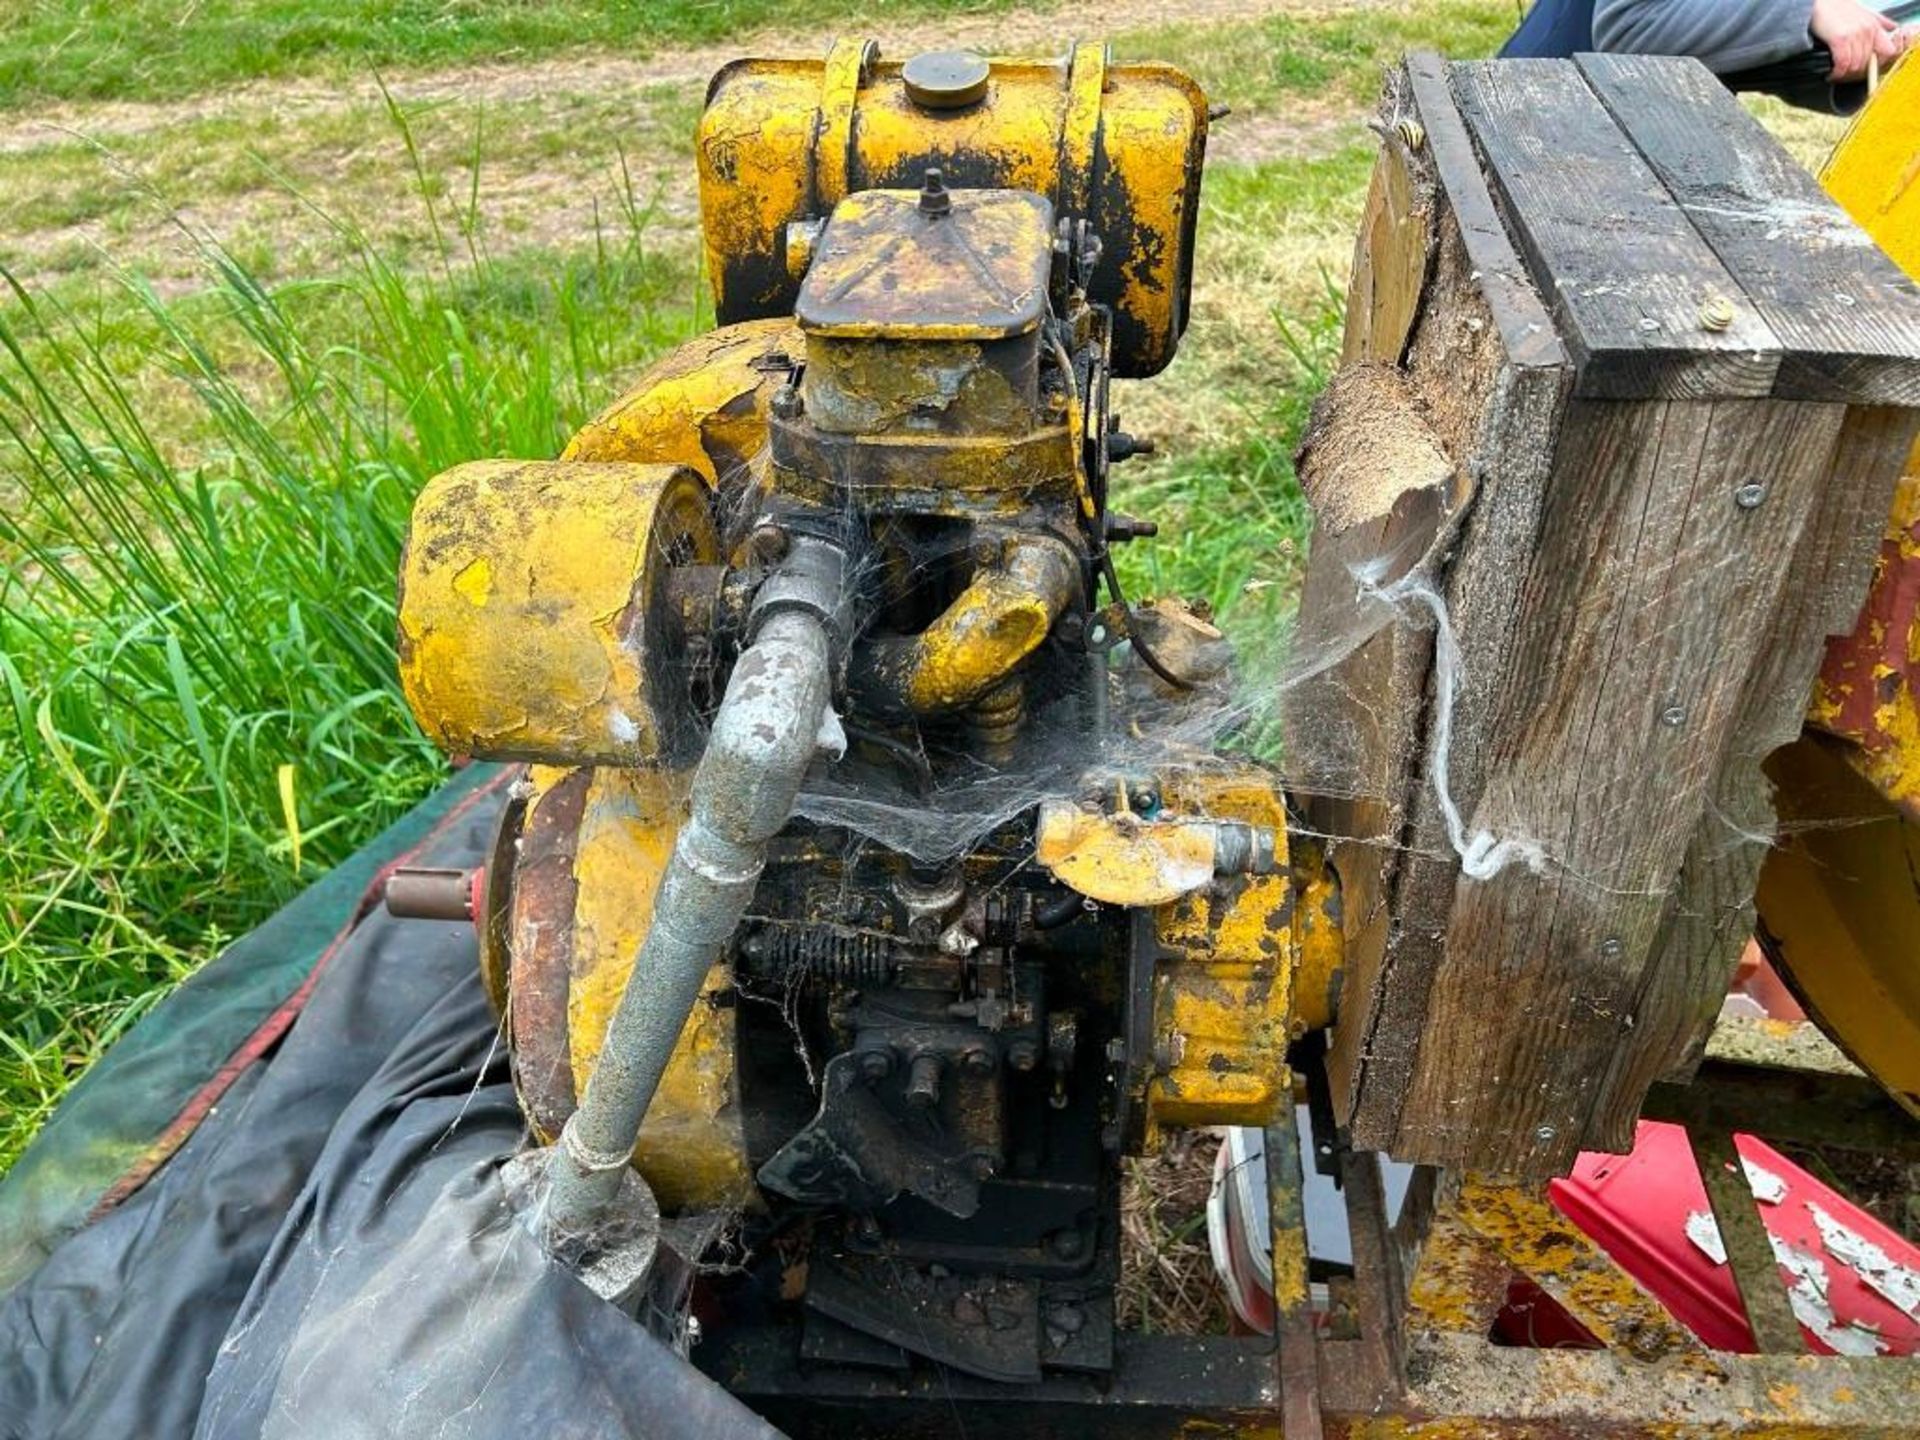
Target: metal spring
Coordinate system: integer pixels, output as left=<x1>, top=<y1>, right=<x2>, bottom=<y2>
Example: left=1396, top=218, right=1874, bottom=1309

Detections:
left=969, top=678, right=1025, bottom=747
left=739, top=922, right=894, bottom=985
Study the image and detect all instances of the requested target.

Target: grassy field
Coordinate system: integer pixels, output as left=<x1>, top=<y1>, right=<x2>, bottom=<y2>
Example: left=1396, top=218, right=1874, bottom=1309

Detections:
left=0, top=0, right=1022, bottom=107
left=0, top=0, right=1849, bottom=1174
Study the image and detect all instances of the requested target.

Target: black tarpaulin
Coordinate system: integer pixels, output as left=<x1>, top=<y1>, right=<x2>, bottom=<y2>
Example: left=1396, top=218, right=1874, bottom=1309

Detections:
left=0, top=771, right=781, bottom=1440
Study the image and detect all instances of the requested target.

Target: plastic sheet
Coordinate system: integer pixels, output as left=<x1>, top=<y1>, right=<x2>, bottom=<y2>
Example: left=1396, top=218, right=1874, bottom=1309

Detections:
left=0, top=775, right=779, bottom=1440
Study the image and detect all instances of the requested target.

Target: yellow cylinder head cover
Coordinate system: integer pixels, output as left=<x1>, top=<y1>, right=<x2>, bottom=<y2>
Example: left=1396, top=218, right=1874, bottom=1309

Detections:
left=397, top=459, right=719, bottom=766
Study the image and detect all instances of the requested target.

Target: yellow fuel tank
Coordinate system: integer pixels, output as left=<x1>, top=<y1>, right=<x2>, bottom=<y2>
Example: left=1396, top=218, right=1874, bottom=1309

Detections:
left=696, top=38, right=1207, bottom=377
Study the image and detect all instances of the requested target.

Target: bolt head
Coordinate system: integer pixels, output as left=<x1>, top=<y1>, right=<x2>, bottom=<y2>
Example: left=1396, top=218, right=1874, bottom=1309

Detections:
left=859, top=1048, right=893, bottom=1081
left=1734, top=480, right=1768, bottom=509
left=1535, top=1124, right=1557, bottom=1143
left=1047, top=1227, right=1086, bottom=1260
left=747, top=523, right=790, bottom=562
left=962, top=1046, right=995, bottom=1075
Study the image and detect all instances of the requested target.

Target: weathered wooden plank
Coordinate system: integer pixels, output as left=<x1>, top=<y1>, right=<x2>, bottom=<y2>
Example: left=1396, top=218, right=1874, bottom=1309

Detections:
left=1450, top=59, right=1781, bottom=400
left=1340, top=81, right=1432, bottom=369
left=1403, top=52, right=1564, bottom=374
left=1330, top=235, right=1571, bottom=1151
left=1289, top=362, right=1464, bottom=1125
left=1305, top=60, right=1572, bottom=1140
left=1394, top=397, right=1848, bottom=1174
left=1616, top=407, right=1920, bottom=1105
left=1578, top=52, right=1920, bottom=407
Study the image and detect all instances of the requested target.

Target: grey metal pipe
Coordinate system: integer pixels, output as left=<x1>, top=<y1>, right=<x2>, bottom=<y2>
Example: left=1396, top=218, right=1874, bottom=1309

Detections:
left=544, top=537, right=846, bottom=1251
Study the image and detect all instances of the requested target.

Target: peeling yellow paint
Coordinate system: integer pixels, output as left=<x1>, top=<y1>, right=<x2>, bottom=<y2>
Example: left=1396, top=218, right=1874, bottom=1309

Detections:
left=397, top=459, right=717, bottom=766
left=565, top=768, right=755, bottom=1211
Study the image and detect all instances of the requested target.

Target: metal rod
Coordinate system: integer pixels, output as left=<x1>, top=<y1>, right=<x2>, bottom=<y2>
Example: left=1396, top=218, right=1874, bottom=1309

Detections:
left=1692, top=1127, right=1802, bottom=1354
left=544, top=538, right=845, bottom=1252
left=1265, top=1084, right=1323, bottom=1437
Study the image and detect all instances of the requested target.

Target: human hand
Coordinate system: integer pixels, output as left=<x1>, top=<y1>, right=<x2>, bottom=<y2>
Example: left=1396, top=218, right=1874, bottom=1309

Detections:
left=1811, top=0, right=1905, bottom=80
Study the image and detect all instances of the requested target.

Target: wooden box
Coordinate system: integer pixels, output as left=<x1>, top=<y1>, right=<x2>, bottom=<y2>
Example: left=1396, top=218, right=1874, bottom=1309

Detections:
left=1289, top=53, right=1920, bottom=1176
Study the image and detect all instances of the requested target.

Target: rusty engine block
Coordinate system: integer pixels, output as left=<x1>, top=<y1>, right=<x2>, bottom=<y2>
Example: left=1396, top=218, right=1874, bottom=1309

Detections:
left=391, top=42, right=1338, bottom=1384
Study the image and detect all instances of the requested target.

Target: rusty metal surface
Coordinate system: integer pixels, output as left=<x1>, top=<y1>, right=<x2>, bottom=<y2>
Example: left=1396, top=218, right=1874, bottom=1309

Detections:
left=796, top=186, right=1053, bottom=340
left=1266, top=1094, right=1323, bottom=1438
left=506, top=765, right=589, bottom=1141
left=1447, top=1177, right=1703, bottom=1364
left=1689, top=1127, right=1802, bottom=1355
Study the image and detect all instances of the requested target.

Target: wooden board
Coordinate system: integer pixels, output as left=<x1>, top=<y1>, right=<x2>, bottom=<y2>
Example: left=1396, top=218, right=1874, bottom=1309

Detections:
left=1578, top=53, right=1920, bottom=407
left=1398, top=396, right=1847, bottom=1171
left=1301, top=58, right=1571, bottom=1143
left=1297, top=53, right=1920, bottom=1176
left=1450, top=59, right=1780, bottom=400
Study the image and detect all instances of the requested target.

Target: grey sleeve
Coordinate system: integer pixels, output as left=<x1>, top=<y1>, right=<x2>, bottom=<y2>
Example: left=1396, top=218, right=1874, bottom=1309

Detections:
left=1593, top=0, right=1817, bottom=73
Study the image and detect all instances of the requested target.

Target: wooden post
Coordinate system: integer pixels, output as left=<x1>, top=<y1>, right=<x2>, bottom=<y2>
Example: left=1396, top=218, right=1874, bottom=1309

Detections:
left=1290, top=54, right=1920, bottom=1177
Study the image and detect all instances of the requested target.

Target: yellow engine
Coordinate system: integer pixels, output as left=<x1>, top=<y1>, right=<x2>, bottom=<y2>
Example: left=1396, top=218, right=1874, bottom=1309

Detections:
left=393, top=41, right=1336, bottom=1380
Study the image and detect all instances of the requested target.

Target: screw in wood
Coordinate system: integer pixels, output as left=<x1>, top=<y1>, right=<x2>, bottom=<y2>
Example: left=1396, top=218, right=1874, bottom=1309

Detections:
left=1734, top=479, right=1768, bottom=509
left=1599, top=937, right=1624, bottom=960
left=1535, top=1125, right=1557, bottom=1143
left=1697, top=295, right=1736, bottom=332
left=1661, top=703, right=1687, bottom=727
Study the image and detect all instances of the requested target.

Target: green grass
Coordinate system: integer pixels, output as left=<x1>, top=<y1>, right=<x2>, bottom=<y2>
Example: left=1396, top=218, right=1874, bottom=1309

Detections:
left=0, top=0, right=1016, bottom=109
left=1118, top=0, right=1514, bottom=108
left=0, top=127, right=704, bottom=1167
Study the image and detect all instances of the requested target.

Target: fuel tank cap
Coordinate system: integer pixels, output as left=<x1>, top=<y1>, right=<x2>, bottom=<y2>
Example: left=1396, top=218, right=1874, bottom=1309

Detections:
left=902, top=50, right=990, bottom=110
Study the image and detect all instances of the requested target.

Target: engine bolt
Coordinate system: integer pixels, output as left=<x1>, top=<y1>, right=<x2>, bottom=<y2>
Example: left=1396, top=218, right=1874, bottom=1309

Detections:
left=962, top=1046, right=995, bottom=1075
left=1008, top=1039, right=1040, bottom=1072
left=859, top=1048, right=893, bottom=1081
left=748, top=523, right=789, bottom=563
left=906, top=1053, right=943, bottom=1109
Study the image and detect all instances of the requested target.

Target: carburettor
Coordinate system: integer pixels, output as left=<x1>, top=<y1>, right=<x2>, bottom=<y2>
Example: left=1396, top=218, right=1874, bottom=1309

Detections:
left=393, top=41, right=1339, bottom=1384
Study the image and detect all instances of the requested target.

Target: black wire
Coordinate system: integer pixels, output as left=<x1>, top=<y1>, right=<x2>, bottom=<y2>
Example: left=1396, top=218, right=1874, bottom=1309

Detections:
left=1098, top=550, right=1194, bottom=692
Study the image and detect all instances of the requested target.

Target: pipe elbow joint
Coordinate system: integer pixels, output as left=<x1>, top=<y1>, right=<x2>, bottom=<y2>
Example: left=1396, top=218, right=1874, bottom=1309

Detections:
left=902, top=534, right=1079, bottom=714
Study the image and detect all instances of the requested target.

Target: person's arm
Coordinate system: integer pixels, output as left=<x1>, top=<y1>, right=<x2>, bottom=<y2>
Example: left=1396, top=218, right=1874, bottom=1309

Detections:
left=1594, top=0, right=1903, bottom=78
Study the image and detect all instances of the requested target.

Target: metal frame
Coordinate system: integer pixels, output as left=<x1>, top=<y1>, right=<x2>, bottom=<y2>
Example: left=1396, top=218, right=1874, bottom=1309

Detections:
left=700, top=1044, right=1920, bottom=1436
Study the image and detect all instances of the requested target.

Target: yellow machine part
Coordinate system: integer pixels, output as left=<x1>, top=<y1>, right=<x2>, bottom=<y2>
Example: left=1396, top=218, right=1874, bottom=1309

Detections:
left=565, top=767, right=755, bottom=1209
left=563, top=317, right=802, bottom=481
left=696, top=38, right=1206, bottom=377
left=501, top=765, right=755, bottom=1213
left=1754, top=60, right=1920, bottom=1117
left=1821, top=57, right=1920, bottom=277
left=1146, top=775, right=1305, bottom=1135
left=397, top=459, right=718, bottom=767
